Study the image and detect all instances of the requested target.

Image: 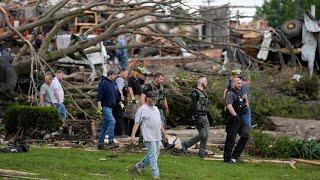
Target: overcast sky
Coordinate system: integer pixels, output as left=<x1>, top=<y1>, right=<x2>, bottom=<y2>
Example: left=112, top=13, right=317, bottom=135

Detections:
left=185, top=0, right=265, bottom=22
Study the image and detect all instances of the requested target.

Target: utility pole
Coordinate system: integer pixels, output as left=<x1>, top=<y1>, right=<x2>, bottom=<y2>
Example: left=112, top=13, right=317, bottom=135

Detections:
left=236, top=10, right=240, bottom=29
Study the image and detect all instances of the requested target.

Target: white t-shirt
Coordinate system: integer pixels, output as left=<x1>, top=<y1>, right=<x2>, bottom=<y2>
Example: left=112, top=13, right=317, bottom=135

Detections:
left=135, top=104, right=162, bottom=142
left=50, top=77, right=64, bottom=103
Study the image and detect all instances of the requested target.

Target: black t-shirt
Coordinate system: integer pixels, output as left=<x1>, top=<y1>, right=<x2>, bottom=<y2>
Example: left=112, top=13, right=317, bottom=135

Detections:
left=225, top=89, right=246, bottom=115
left=225, top=89, right=240, bottom=105
left=128, top=76, right=143, bottom=95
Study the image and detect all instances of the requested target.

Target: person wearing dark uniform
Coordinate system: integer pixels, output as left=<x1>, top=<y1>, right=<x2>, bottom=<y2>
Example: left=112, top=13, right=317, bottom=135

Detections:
left=141, top=73, right=174, bottom=149
left=223, top=77, right=249, bottom=163
left=181, top=76, right=211, bottom=158
left=125, top=68, right=145, bottom=120
left=126, top=67, right=148, bottom=135
left=223, top=69, right=241, bottom=99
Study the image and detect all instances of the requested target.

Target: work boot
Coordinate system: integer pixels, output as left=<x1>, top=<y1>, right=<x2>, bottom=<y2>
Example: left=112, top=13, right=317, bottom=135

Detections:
left=107, top=142, right=119, bottom=149
left=198, top=150, right=206, bottom=158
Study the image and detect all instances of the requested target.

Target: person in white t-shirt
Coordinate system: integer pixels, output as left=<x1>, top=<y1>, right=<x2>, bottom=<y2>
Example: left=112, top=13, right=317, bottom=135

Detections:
left=131, top=91, right=168, bottom=179
left=51, top=70, right=67, bottom=123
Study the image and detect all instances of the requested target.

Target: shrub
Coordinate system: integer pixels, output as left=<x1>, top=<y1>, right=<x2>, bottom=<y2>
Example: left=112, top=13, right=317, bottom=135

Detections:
left=250, top=93, right=276, bottom=130
left=294, top=75, right=320, bottom=100
left=249, top=131, right=320, bottom=159
left=4, top=105, right=61, bottom=134
left=272, top=136, right=299, bottom=159
left=250, top=131, right=274, bottom=158
left=294, top=139, right=320, bottom=159
left=209, top=104, right=223, bottom=125
left=278, top=74, right=320, bottom=100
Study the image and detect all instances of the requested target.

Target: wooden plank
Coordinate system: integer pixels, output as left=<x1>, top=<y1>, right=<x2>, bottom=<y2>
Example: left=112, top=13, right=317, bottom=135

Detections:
left=294, top=159, right=320, bottom=166
left=204, top=158, right=297, bottom=169
left=0, top=169, right=39, bottom=176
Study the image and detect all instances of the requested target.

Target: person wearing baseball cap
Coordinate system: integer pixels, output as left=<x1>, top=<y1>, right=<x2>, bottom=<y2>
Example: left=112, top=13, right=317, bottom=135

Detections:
left=131, top=91, right=169, bottom=179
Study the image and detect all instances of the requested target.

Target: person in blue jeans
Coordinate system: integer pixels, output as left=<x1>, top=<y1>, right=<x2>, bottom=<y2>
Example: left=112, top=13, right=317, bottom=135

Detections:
left=131, top=91, right=168, bottom=179
left=50, top=70, right=67, bottom=123
left=117, top=35, right=128, bottom=69
left=97, top=69, right=121, bottom=149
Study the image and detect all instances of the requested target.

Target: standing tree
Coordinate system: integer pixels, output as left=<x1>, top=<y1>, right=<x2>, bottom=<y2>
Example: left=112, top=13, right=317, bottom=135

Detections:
left=256, top=0, right=320, bottom=28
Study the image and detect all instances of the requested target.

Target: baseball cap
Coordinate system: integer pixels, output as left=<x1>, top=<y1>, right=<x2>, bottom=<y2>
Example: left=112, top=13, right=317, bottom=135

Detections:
left=146, top=91, right=156, bottom=98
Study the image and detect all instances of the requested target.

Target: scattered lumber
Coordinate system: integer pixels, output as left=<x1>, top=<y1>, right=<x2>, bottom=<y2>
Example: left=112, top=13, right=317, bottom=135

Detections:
left=1, top=174, right=44, bottom=180
left=0, top=169, right=39, bottom=177
left=292, top=159, right=320, bottom=166
left=204, top=157, right=320, bottom=169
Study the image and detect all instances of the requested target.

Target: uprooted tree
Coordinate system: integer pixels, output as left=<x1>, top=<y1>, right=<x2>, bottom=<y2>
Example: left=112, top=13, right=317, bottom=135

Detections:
left=2, top=0, right=314, bottom=137
left=2, top=0, right=281, bottom=129
left=1, top=0, right=237, bottom=102
left=8, top=0, right=223, bottom=63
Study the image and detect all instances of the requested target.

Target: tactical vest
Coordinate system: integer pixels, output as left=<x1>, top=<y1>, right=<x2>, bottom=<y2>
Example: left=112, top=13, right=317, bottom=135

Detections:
left=194, top=88, right=210, bottom=113
left=151, top=83, right=165, bottom=108
left=226, top=89, right=246, bottom=116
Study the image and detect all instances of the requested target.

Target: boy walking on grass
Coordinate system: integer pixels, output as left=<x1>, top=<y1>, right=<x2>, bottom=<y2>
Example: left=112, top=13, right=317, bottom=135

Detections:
left=131, top=91, right=169, bottom=179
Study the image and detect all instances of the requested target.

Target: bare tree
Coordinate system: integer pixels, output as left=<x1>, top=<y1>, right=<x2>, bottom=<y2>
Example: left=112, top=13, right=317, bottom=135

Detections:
left=1, top=0, right=264, bottom=122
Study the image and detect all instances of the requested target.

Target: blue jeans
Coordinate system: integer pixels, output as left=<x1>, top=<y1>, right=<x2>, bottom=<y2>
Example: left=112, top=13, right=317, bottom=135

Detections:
left=99, top=106, right=116, bottom=145
left=118, top=55, right=128, bottom=69
left=136, top=141, right=160, bottom=177
left=243, top=107, right=252, bottom=128
left=54, top=103, right=67, bottom=123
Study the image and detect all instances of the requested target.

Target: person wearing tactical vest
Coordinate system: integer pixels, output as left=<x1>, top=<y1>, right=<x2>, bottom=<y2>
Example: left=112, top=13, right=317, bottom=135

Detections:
left=223, top=69, right=241, bottom=99
left=223, top=77, right=249, bottom=163
left=140, top=73, right=174, bottom=150
left=181, top=76, right=211, bottom=158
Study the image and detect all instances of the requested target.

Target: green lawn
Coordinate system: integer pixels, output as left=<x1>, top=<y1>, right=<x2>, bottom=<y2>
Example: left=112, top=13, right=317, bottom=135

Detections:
left=0, top=147, right=319, bottom=179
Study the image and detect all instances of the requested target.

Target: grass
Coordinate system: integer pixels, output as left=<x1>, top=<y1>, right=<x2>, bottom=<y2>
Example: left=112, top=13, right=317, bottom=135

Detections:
left=0, top=147, right=319, bottom=179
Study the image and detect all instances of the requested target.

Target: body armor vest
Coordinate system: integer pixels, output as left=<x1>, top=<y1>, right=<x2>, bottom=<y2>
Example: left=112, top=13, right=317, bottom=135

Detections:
left=151, top=83, right=165, bottom=108
left=194, top=89, right=210, bottom=113
left=227, top=89, right=246, bottom=116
